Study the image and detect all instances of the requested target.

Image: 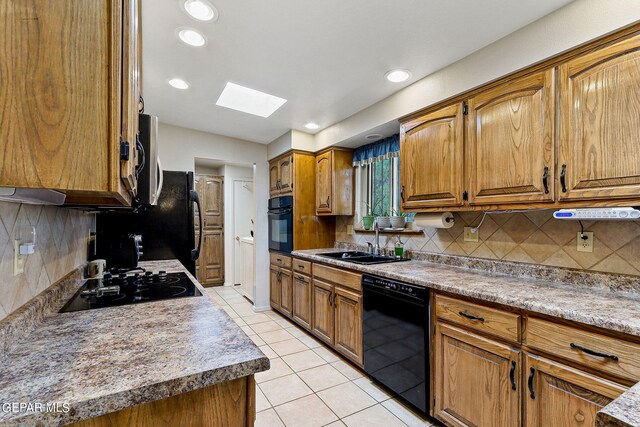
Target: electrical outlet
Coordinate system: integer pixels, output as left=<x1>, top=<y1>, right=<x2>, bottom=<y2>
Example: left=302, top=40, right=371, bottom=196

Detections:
left=577, top=232, right=594, bottom=253
left=464, top=227, right=479, bottom=242
left=13, top=240, right=25, bottom=276
left=347, top=225, right=354, bottom=235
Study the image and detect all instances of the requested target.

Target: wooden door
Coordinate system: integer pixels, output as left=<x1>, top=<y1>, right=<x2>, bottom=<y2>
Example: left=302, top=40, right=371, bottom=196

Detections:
left=293, top=273, right=312, bottom=330
left=280, top=269, right=293, bottom=318
left=558, top=33, right=640, bottom=201
left=270, top=267, right=281, bottom=309
left=525, top=354, right=626, bottom=427
left=334, top=287, right=363, bottom=366
left=279, top=155, right=294, bottom=195
left=311, top=279, right=334, bottom=345
left=400, top=103, right=465, bottom=209
left=269, top=160, right=280, bottom=197
left=203, top=176, right=223, bottom=229
left=467, top=70, right=555, bottom=205
left=315, top=151, right=333, bottom=214
left=201, top=229, right=224, bottom=285
left=119, top=0, right=140, bottom=196
left=435, top=323, right=520, bottom=427
left=0, top=0, right=120, bottom=194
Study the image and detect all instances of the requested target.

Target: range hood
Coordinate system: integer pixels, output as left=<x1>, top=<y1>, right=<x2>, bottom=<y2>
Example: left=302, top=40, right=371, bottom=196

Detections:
left=0, top=188, right=66, bottom=205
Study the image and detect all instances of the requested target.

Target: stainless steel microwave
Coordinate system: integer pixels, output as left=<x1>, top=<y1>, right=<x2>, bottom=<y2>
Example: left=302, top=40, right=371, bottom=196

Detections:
left=137, top=114, right=163, bottom=206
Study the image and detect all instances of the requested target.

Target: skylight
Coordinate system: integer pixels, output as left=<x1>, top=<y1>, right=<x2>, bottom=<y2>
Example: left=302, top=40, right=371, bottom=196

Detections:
left=215, top=82, right=287, bottom=118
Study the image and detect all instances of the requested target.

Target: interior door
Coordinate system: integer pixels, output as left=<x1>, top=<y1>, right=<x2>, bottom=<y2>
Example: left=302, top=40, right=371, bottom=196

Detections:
left=467, top=70, right=555, bottom=205
left=400, top=103, right=465, bottom=209
left=435, top=323, right=520, bottom=427
left=525, top=353, right=626, bottom=427
left=558, top=33, right=640, bottom=201
left=203, top=176, right=223, bottom=229
left=311, top=279, right=334, bottom=345
left=315, top=152, right=333, bottom=213
left=233, top=180, right=254, bottom=285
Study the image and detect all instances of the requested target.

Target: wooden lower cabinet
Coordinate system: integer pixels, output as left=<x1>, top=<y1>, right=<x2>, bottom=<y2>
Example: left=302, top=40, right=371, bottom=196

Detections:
left=524, top=354, right=626, bottom=427
left=311, top=279, right=335, bottom=345
left=269, top=266, right=281, bottom=309
left=334, top=287, right=363, bottom=365
left=201, top=229, right=224, bottom=285
left=292, top=273, right=312, bottom=330
left=434, top=322, right=521, bottom=427
left=280, top=269, right=293, bottom=317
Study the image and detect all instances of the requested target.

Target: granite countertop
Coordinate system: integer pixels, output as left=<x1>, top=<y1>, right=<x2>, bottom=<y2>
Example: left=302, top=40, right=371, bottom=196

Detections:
left=293, top=248, right=640, bottom=427
left=0, top=260, right=269, bottom=426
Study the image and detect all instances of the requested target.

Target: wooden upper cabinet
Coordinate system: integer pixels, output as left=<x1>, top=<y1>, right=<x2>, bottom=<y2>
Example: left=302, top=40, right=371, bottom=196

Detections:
left=279, top=155, right=293, bottom=195
left=435, top=322, right=520, bottom=427
left=269, top=160, right=280, bottom=196
left=400, top=103, right=465, bottom=209
left=315, top=148, right=353, bottom=216
left=0, top=0, right=140, bottom=206
left=202, top=176, right=223, bottom=229
left=315, top=151, right=333, bottom=213
left=467, top=70, right=555, bottom=205
left=525, top=354, right=626, bottom=427
left=558, top=33, right=640, bottom=201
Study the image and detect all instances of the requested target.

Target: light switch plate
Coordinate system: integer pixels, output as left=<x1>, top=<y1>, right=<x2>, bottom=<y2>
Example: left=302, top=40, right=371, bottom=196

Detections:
left=464, top=227, right=479, bottom=242
left=14, top=240, right=25, bottom=275
left=577, top=232, right=594, bottom=253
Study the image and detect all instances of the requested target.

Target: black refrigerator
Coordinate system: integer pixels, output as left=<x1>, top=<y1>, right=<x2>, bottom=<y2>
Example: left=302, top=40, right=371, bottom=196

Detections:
left=95, top=171, right=202, bottom=275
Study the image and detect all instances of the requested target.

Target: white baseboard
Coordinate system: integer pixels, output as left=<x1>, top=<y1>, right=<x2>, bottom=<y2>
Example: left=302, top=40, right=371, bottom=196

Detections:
left=253, top=305, right=271, bottom=312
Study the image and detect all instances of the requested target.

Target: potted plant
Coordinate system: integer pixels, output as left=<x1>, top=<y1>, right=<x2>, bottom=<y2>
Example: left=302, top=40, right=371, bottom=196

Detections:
left=376, top=210, right=391, bottom=229
left=362, top=201, right=380, bottom=230
left=390, top=209, right=407, bottom=229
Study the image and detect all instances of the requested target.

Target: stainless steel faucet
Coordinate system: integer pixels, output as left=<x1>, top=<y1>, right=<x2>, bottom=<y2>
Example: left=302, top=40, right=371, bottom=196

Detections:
left=373, top=221, right=382, bottom=255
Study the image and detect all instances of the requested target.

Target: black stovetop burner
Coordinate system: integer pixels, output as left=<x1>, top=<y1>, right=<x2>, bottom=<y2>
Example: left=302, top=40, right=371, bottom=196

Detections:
left=59, top=271, right=202, bottom=313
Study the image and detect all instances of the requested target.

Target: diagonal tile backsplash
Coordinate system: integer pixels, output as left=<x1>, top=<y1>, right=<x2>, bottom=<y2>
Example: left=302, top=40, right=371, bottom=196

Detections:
left=336, top=210, right=640, bottom=276
left=0, top=202, right=92, bottom=322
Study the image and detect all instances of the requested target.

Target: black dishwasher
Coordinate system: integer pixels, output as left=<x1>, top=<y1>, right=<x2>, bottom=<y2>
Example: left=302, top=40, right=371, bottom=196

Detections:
left=363, top=274, right=429, bottom=414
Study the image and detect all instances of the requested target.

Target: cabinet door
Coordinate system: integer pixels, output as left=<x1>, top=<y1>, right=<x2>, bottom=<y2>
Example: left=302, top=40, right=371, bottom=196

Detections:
left=525, top=354, right=626, bottom=427
left=269, top=160, right=280, bottom=196
left=119, top=0, right=140, bottom=196
left=558, top=33, right=640, bottom=201
left=311, top=279, right=334, bottom=345
left=334, top=287, right=363, bottom=366
left=202, top=229, right=224, bottom=285
left=435, top=323, right=520, bottom=427
left=467, top=70, right=555, bottom=205
left=315, top=151, right=333, bottom=214
left=280, top=269, right=293, bottom=318
left=203, top=176, right=223, bottom=229
left=400, top=103, right=465, bottom=209
left=293, top=274, right=312, bottom=330
left=279, top=155, right=294, bottom=195
left=270, top=267, right=281, bottom=309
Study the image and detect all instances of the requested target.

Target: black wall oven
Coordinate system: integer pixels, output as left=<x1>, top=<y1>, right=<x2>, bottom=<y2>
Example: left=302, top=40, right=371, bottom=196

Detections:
left=268, top=196, right=293, bottom=253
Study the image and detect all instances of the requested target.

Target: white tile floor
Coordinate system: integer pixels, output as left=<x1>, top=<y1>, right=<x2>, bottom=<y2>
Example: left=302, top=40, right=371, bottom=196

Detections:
left=206, top=285, right=441, bottom=427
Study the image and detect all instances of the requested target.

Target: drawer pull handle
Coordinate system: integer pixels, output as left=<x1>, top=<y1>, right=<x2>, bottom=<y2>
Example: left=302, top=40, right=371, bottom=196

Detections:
left=570, top=343, right=619, bottom=361
left=296, top=276, right=309, bottom=284
left=458, top=311, right=485, bottom=322
left=560, top=164, right=567, bottom=193
left=509, top=360, right=516, bottom=391
left=298, top=265, right=304, bottom=269
left=528, top=368, right=535, bottom=399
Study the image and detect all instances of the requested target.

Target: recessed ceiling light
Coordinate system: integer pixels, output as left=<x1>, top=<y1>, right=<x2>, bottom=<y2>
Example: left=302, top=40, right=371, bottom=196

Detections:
left=365, top=133, right=383, bottom=141
left=177, top=28, right=207, bottom=47
left=305, top=122, right=319, bottom=130
left=182, top=0, right=218, bottom=22
left=385, top=69, right=412, bottom=83
left=168, top=78, right=190, bottom=89
left=216, top=82, right=287, bottom=118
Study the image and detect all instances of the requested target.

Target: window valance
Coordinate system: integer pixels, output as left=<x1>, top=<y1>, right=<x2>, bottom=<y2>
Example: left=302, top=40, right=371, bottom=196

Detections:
left=352, top=134, right=399, bottom=167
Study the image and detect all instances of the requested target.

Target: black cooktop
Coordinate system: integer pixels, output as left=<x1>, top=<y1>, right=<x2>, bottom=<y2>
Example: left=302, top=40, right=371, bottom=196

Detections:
left=59, top=271, right=202, bottom=313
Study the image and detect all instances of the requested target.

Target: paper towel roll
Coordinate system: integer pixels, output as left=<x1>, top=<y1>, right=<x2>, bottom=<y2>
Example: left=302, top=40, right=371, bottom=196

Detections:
left=414, top=212, right=455, bottom=229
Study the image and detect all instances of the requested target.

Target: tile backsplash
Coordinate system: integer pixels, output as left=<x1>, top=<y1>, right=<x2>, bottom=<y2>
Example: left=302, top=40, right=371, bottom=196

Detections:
left=0, top=202, right=91, bottom=322
left=337, top=210, right=640, bottom=276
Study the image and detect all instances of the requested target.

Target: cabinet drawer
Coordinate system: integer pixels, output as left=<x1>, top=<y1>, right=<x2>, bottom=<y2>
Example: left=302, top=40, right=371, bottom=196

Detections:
left=436, top=294, right=520, bottom=342
left=293, top=259, right=312, bottom=275
left=313, top=264, right=361, bottom=291
left=526, top=318, right=640, bottom=381
left=270, top=253, right=292, bottom=269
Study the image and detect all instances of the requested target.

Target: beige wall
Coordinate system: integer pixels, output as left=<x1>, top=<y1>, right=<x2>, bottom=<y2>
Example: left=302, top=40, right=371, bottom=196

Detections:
left=337, top=211, right=640, bottom=276
left=0, top=202, right=91, bottom=321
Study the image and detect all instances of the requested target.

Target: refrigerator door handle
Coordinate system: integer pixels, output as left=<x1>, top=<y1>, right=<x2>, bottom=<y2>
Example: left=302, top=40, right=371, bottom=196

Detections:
left=190, top=189, right=203, bottom=261
left=155, top=157, right=164, bottom=204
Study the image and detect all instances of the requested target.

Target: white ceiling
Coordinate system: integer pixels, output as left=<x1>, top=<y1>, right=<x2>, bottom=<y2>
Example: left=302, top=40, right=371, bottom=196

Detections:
left=142, top=0, right=574, bottom=144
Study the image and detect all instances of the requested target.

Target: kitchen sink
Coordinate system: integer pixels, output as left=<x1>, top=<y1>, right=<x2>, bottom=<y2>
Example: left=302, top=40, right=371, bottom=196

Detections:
left=317, top=251, right=410, bottom=265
